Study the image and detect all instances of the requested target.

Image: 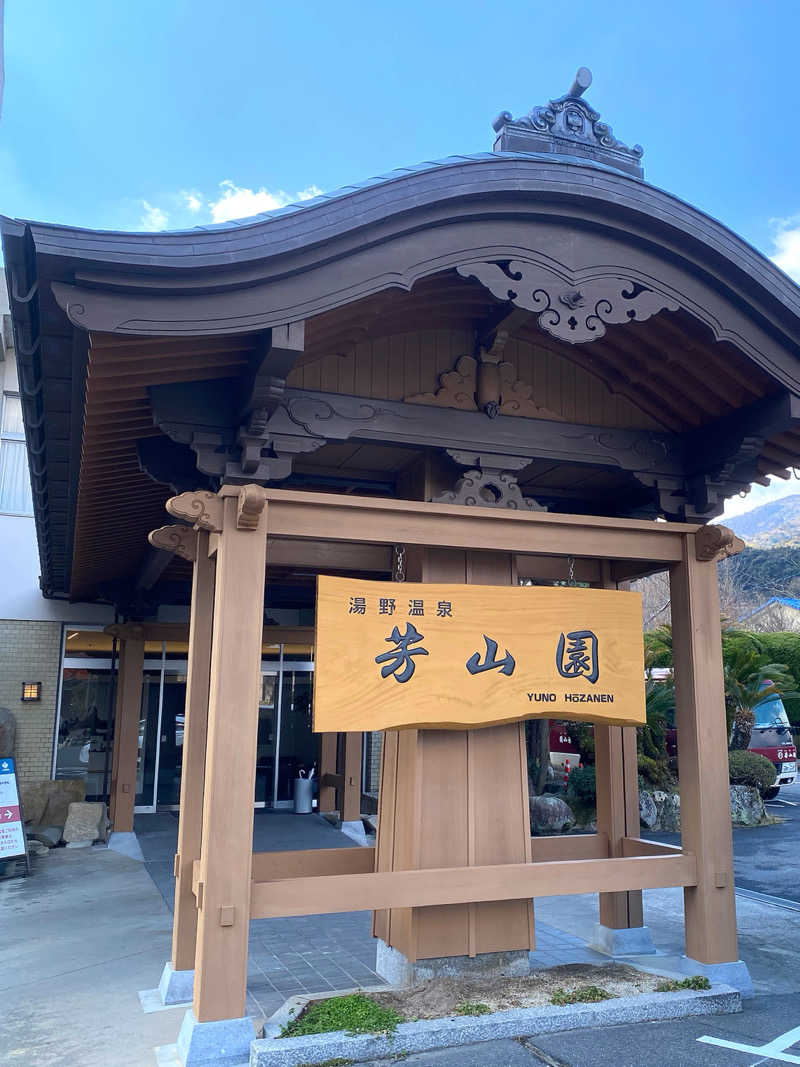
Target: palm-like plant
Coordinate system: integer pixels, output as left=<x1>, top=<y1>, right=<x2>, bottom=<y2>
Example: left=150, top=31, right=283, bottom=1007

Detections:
left=722, top=645, right=797, bottom=749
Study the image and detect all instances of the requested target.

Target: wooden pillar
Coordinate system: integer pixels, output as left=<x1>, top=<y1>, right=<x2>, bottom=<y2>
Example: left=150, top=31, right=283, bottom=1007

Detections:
left=108, top=625, right=145, bottom=833
left=670, top=535, right=738, bottom=964
left=318, top=732, right=338, bottom=813
left=342, top=732, right=362, bottom=822
left=171, top=529, right=215, bottom=973
left=373, top=547, right=534, bottom=962
left=192, top=488, right=268, bottom=1023
left=596, top=565, right=643, bottom=929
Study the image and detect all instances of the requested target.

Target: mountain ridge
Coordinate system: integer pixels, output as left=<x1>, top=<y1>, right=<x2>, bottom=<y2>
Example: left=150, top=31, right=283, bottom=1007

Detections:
left=725, top=494, right=800, bottom=548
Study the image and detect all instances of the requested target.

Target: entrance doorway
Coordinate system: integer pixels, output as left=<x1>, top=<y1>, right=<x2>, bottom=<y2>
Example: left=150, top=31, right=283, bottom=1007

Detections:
left=134, top=645, right=315, bottom=812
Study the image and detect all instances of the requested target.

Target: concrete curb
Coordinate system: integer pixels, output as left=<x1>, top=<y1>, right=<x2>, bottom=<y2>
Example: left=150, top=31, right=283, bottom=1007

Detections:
left=249, top=984, right=741, bottom=1066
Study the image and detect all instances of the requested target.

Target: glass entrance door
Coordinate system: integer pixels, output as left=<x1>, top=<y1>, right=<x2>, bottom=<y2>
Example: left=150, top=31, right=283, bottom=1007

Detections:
left=273, top=669, right=316, bottom=805
left=132, top=646, right=315, bottom=812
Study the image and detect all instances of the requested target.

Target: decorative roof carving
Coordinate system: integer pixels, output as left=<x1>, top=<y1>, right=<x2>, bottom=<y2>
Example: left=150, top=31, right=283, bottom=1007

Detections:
left=236, top=484, right=268, bottom=530
left=457, top=261, right=679, bottom=345
left=695, top=524, right=745, bottom=562
left=432, top=451, right=547, bottom=512
left=405, top=354, right=565, bottom=419
left=166, top=490, right=224, bottom=532
left=492, top=67, right=644, bottom=179
left=148, top=524, right=198, bottom=561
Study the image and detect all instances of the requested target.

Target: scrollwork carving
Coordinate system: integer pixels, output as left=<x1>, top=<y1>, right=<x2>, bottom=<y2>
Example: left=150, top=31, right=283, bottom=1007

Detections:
left=166, top=490, right=224, bottom=532
left=236, top=484, right=268, bottom=530
left=148, top=524, right=198, bottom=561
left=433, top=468, right=546, bottom=511
left=695, top=524, right=745, bottom=562
left=457, top=261, right=679, bottom=345
left=405, top=354, right=564, bottom=420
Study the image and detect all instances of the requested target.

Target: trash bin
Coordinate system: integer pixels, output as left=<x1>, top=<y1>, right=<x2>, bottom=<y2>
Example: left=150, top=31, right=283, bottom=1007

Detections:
left=293, top=777, right=313, bottom=814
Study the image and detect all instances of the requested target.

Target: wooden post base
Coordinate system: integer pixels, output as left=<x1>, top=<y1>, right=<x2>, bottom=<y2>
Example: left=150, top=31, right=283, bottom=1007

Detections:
left=372, top=724, right=534, bottom=962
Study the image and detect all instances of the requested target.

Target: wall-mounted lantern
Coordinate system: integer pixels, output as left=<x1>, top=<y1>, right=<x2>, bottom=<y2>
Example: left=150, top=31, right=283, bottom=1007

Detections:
left=21, top=682, right=42, bottom=702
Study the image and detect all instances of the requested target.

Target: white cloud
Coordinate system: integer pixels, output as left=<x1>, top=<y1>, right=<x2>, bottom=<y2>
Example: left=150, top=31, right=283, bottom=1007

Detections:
left=182, top=190, right=204, bottom=213
left=770, top=215, right=800, bottom=282
left=208, top=180, right=323, bottom=224
left=140, top=200, right=169, bottom=230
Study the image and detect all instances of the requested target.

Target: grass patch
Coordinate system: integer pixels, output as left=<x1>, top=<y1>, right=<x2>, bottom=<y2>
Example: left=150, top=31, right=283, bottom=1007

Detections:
left=550, top=985, right=615, bottom=1006
left=454, top=1001, right=491, bottom=1016
left=654, top=976, right=711, bottom=993
left=280, top=993, right=403, bottom=1038
left=296, top=1059, right=354, bottom=1067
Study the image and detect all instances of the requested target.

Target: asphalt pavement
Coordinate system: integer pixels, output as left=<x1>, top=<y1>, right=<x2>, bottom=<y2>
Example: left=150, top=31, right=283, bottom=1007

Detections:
left=649, top=779, right=800, bottom=903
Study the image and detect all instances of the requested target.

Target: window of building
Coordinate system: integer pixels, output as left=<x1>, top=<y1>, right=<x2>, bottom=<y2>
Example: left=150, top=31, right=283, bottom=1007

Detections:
left=0, top=393, right=33, bottom=514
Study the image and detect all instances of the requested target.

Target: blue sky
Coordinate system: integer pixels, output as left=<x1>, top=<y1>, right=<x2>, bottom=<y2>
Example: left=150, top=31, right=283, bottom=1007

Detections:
left=3, top=0, right=800, bottom=517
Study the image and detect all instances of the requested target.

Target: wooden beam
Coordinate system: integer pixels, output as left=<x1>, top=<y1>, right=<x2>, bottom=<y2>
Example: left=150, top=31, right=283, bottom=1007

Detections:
left=318, top=734, right=338, bottom=813
left=108, top=630, right=144, bottom=833
left=230, top=487, right=694, bottom=563
left=251, top=847, right=375, bottom=882
left=250, top=853, right=697, bottom=919
left=622, top=837, right=683, bottom=857
left=192, top=491, right=268, bottom=1023
left=670, top=537, right=739, bottom=966
left=531, top=833, right=608, bottom=862
left=342, top=732, right=362, bottom=823
left=171, top=529, right=215, bottom=973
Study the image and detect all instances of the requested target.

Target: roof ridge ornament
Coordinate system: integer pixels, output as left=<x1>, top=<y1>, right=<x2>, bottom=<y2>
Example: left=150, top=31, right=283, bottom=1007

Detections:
left=492, top=67, right=644, bottom=179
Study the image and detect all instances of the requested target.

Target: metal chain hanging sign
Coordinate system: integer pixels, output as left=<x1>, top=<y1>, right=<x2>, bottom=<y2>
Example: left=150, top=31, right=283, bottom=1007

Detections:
left=313, top=575, right=646, bottom=732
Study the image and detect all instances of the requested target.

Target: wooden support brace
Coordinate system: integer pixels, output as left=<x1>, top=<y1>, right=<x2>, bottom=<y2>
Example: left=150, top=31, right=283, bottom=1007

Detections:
left=250, top=853, right=697, bottom=920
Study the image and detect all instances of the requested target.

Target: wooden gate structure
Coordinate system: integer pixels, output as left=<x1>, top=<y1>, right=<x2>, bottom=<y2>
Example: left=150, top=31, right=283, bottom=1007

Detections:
left=6, top=69, right=800, bottom=1056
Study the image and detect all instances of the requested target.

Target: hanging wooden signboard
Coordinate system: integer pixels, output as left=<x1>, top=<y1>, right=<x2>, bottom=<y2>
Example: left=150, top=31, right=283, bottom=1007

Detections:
left=314, top=576, right=646, bottom=732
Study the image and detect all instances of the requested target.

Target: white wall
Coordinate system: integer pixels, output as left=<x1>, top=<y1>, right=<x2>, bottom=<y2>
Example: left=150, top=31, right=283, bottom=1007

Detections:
left=0, top=512, right=114, bottom=623
left=1, top=282, right=112, bottom=625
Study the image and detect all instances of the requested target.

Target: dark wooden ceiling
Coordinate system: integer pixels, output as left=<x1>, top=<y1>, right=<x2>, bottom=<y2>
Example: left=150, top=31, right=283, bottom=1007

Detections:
left=71, top=270, right=800, bottom=601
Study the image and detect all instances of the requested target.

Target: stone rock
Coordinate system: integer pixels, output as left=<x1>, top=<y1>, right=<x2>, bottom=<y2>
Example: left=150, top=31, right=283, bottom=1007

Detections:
left=27, top=825, right=62, bottom=848
left=653, top=790, right=681, bottom=832
left=62, top=801, right=107, bottom=844
left=27, top=839, right=49, bottom=856
left=730, top=784, right=765, bottom=826
left=530, top=794, right=575, bottom=835
left=639, top=790, right=658, bottom=830
left=21, top=779, right=85, bottom=828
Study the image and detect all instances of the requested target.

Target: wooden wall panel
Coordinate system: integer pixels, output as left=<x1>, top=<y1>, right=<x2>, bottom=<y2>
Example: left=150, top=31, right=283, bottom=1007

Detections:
left=288, top=329, right=660, bottom=430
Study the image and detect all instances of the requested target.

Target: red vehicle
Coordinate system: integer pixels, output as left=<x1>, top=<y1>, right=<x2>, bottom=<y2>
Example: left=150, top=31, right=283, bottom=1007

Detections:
left=549, top=689, right=798, bottom=801
left=549, top=722, right=580, bottom=770
left=747, top=692, right=797, bottom=799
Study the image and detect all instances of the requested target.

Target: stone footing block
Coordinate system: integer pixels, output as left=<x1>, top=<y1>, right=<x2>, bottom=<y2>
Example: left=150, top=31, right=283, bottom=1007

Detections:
left=107, top=831, right=145, bottom=862
left=176, top=1009, right=255, bottom=1065
left=590, top=923, right=658, bottom=956
left=680, top=956, right=754, bottom=999
left=339, top=819, right=368, bottom=846
left=376, top=940, right=529, bottom=987
left=159, top=962, right=194, bottom=1005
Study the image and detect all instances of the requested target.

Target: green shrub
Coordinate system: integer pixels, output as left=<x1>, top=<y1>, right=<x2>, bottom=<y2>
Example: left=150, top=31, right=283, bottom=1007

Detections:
left=654, top=976, right=711, bottom=992
left=280, top=994, right=403, bottom=1038
left=551, top=985, right=615, bottom=1005
left=728, top=750, right=776, bottom=795
left=454, top=1002, right=491, bottom=1016
left=758, top=632, right=800, bottom=728
left=566, top=765, right=596, bottom=805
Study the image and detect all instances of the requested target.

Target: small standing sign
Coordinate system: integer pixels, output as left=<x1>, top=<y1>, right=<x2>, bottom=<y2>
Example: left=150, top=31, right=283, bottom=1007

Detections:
left=0, top=757, right=29, bottom=872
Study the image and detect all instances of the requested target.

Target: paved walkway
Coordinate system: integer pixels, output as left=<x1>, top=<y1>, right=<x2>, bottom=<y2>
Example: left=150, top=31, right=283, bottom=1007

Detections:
left=138, top=812, right=610, bottom=1019
left=2, top=815, right=799, bottom=1066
